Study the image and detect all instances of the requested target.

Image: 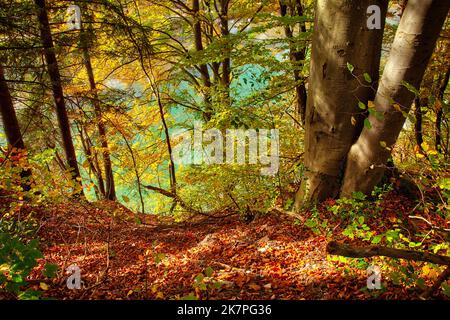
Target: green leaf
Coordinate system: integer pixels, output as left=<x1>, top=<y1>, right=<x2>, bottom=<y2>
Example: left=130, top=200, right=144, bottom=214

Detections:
left=347, top=62, right=354, bottom=73
left=358, top=216, right=365, bottom=225
left=364, top=118, right=372, bottom=129
left=305, top=219, right=316, bottom=228
left=205, top=266, right=214, bottom=278
left=371, top=235, right=383, bottom=244
left=181, top=293, right=198, bottom=300
left=358, top=101, right=366, bottom=110
left=43, top=264, right=58, bottom=278
left=401, top=81, right=419, bottom=95
left=380, top=141, right=387, bottom=148
left=194, top=273, right=204, bottom=283
left=442, top=283, right=450, bottom=297
left=363, top=73, right=372, bottom=83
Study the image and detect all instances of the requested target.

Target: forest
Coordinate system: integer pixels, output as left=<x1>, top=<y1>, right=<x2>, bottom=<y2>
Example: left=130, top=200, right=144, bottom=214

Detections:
left=0, top=0, right=449, bottom=302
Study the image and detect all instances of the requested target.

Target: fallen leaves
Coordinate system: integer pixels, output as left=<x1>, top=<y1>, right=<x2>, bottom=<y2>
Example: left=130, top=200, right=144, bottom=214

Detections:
left=8, top=197, right=444, bottom=300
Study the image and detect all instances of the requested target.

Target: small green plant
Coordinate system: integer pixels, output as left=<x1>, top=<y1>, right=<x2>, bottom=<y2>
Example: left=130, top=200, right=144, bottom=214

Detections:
left=181, top=267, right=223, bottom=300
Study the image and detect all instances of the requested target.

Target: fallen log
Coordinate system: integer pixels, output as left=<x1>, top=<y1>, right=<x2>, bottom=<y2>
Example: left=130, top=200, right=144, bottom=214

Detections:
left=327, top=241, right=450, bottom=266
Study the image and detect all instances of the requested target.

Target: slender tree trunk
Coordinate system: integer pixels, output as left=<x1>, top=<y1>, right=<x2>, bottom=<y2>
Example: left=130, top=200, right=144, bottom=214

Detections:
left=192, top=0, right=213, bottom=121
left=0, top=65, right=26, bottom=151
left=218, top=0, right=231, bottom=104
left=80, top=13, right=116, bottom=200
left=436, top=65, right=450, bottom=153
left=414, top=97, right=424, bottom=153
left=341, top=0, right=450, bottom=197
left=0, top=64, right=31, bottom=189
left=35, top=0, right=83, bottom=192
left=76, top=121, right=106, bottom=198
left=279, top=0, right=308, bottom=125
left=295, top=0, right=388, bottom=208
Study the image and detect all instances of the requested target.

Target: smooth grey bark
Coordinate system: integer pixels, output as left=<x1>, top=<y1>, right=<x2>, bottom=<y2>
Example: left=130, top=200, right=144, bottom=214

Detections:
left=341, top=0, right=450, bottom=197
left=295, top=0, right=387, bottom=209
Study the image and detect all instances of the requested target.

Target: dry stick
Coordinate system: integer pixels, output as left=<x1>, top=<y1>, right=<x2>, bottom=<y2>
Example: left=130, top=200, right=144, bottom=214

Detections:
left=143, top=184, right=236, bottom=218
left=408, top=215, right=450, bottom=233
left=326, top=241, right=450, bottom=266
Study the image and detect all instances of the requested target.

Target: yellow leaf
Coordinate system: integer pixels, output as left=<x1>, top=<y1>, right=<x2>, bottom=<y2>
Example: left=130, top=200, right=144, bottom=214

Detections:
left=156, top=292, right=164, bottom=299
left=127, top=290, right=133, bottom=296
left=351, top=116, right=357, bottom=126
left=416, top=153, right=425, bottom=159
left=393, top=104, right=402, bottom=112
left=40, top=282, right=49, bottom=291
left=368, top=101, right=375, bottom=109
left=421, top=142, right=429, bottom=152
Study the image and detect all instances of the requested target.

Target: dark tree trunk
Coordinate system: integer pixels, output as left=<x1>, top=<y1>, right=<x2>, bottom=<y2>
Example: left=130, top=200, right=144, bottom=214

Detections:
left=279, top=0, right=308, bottom=125
left=0, top=64, right=31, bottom=189
left=35, top=0, right=83, bottom=192
left=0, top=65, right=26, bottom=151
left=414, top=97, right=424, bottom=153
left=192, top=0, right=213, bottom=121
left=436, top=65, right=450, bottom=153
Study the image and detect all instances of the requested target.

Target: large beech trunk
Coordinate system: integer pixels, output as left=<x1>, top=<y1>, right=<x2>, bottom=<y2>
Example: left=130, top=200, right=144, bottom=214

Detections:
left=35, top=0, right=83, bottom=189
left=340, top=0, right=450, bottom=197
left=295, top=0, right=387, bottom=208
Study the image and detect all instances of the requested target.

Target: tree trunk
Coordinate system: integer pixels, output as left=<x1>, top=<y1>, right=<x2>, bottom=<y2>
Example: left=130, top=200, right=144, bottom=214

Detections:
left=35, top=0, right=83, bottom=191
left=76, top=121, right=106, bottom=198
left=295, top=0, right=388, bottom=208
left=414, top=97, right=424, bottom=153
left=341, top=0, right=450, bottom=197
left=192, top=0, right=213, bottom=121
left=0, top=65, right=26, bottom=151
left=436, top=65, right=450, bottom=153
left=279, top=0, right=308, bottom=125
left=0, top=64, right=32, bottom=189
left=80, top=11, right=116, bottom=201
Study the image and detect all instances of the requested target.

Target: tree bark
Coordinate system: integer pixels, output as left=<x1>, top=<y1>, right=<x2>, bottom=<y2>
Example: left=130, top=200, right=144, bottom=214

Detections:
left=327, top=241, right=450, bottom=266
left=295, top=0, right=387, bottom=208
left=0, top=64, right=32, bottom=189
left=436, top=65, right=450, bottom=153
left=279, top=0, right=308, bottom=125
left=0, top=65, right=26, bottom=151
left=341, top=0, right=450, bottom=197
left=35, top=0, right=83, bottom=191
left=414, top=97, right=424, bottom=153
left=192, top=0, right=213, bottom=121
left=80, top=9, right=116, bottom=201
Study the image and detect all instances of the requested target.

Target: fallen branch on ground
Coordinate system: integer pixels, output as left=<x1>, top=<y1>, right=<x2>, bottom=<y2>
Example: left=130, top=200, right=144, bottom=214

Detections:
left=408, top=215, right=450, bottom=233
left=326, top=241, right=450, bottom=266
left=143, top=184, right=237, bottom=218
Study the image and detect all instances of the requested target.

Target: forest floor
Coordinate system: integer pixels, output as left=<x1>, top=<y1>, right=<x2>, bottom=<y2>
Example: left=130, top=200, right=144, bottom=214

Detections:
left=6, top=195, right=444, bottom=300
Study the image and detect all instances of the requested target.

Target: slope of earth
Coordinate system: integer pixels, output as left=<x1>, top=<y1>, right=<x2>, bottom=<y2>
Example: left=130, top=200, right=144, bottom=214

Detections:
left=2, top=198, right=447, bottom=300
